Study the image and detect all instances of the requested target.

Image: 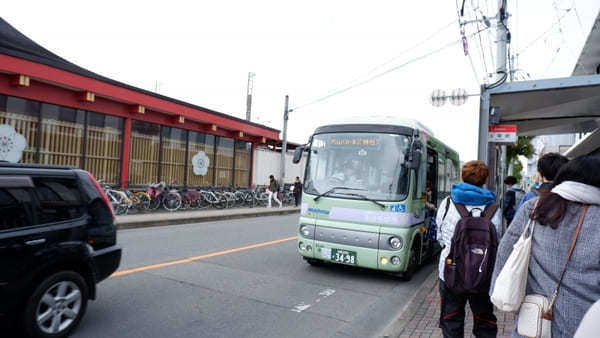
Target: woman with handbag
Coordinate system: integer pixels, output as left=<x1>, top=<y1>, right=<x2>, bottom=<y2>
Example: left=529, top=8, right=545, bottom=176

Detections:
left=491, top=155, right=600, bottom=337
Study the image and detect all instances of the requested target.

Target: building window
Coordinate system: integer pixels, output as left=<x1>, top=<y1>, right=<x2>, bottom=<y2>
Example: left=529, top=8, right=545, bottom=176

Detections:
left=161, top=126, right=187, bottom=186
left=215, top=137, right=234, bottom=186
left=85, top=112, right=123, bottom=185
left=187, top=131, right=214, bottom=186
left=39, top=104, right=84, bottom=167
left=234, top=140, right=251, bottom=187
left=0, top=95, right=40, bottom=164
left=130, top=120, right=160, bottom=185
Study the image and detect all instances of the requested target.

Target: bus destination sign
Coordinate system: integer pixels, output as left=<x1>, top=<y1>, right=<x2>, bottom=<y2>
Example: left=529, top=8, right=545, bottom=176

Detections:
left=329, top=137, right=379, bottom=147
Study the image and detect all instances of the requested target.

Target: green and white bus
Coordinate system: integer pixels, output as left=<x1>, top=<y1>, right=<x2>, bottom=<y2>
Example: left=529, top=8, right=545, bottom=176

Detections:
left=293, top=117, right=460, bottom=280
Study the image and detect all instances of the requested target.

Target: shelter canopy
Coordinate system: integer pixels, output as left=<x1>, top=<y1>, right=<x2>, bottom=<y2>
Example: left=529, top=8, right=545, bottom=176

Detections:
left=487, top=75, right=600, bottom=136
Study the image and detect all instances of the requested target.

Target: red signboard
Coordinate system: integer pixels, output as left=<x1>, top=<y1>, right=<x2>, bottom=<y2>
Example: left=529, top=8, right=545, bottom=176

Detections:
left=488, top=125, right=517, bottom=133
left=488, top=124, right=517, bottom=143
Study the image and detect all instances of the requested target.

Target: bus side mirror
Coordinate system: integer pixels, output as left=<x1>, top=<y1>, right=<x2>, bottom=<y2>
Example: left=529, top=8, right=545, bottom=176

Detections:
left=293, top=145, right=305, bottom=164
left=407, top=141, right=423, bottom=169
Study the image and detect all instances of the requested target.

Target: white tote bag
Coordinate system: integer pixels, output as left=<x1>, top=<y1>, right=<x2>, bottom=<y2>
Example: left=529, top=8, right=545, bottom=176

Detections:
left=490, top=217, right=536, bottom=312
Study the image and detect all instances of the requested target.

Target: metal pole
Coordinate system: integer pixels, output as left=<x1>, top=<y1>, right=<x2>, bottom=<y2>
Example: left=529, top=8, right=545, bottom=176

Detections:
left=246, top=72, right=255, bottom=121
left=496, top=0, right=509, bottom=206
left=478, top=85, right=490, bottom=163
left=279, top=95, right=289, bottom=191
left=495, top=0, right=508, bottom=84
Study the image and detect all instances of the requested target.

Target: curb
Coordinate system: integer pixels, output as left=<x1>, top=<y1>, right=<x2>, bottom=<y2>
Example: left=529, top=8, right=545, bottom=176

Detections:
left=116, top=208, right=300, bottom=230
left=378, top=270, right=439, bottom=338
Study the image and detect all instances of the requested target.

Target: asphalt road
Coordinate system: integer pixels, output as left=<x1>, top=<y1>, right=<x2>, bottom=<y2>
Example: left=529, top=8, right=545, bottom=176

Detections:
left=73, top=214, right=434, bottom=338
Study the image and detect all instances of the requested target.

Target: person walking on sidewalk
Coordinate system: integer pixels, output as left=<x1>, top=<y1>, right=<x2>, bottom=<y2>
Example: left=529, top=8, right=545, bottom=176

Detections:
left=515, top=152, right=568, bottom=213
left=267, top=175, right=282, bottom=208
left=435, top=160, right=503, bottom=338
left=502, top=176, right=524, bottom=227
left=293, top=176, right=302, bottom=207
left=491, top=155, right=600, bottom=337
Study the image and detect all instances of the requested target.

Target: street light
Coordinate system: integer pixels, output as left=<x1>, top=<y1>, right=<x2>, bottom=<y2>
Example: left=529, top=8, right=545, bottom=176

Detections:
left=430, top=89, right=447, bottom=107
left=430, top=88, right=477, bottom=107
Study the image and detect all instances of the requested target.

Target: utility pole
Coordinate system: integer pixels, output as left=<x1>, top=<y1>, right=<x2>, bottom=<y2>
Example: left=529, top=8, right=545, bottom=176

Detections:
left=279, top=95, right=289, bottom=191
left=246, top=72, right=255, bottom=121
left=496, top=0, right=509, bottom=199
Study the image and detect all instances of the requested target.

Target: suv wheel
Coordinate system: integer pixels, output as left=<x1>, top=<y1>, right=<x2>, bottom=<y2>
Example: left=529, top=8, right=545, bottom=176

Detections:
left=24, top=271, right=89, bottom=338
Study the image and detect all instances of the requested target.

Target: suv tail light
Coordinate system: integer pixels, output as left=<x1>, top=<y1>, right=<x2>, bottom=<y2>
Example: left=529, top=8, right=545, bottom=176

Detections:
left=86, top=172, right=115, bottom=220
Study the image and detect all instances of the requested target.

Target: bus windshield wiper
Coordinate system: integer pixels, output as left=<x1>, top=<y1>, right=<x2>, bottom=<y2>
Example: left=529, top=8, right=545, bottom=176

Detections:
left=335, top=192, right=386, bottom=209
left=313, top=187, right=366, bottom=201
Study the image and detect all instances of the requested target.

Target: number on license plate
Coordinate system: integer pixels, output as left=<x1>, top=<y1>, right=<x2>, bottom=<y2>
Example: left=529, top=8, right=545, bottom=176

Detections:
left=331, top=249, right=356, bottom=265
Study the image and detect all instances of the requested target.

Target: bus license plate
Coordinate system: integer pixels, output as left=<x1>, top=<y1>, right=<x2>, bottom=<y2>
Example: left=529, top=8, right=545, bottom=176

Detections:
left=331, top=249, right=357, bottom=265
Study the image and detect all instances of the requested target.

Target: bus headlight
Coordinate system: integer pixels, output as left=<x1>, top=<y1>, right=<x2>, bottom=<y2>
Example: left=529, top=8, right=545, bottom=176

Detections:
left=389, top=237, right=403, bottom=250
left=299, top=224, right=313, bottom=238
left=391, top=256, right=401, bottom=265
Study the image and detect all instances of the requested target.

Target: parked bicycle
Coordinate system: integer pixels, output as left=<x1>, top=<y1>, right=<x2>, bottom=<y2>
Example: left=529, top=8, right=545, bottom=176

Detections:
left=99, top=180, right=131, bottom=215
left=146, top=181, right=183, bottom=212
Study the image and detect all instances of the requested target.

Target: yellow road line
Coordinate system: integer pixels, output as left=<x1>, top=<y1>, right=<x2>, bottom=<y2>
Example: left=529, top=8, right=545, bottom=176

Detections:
left=111, top=235, right=298, bottom=278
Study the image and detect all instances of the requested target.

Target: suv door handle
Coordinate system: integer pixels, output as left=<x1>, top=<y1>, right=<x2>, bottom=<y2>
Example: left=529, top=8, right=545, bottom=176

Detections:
left=25, top=239, right=46, bottom=246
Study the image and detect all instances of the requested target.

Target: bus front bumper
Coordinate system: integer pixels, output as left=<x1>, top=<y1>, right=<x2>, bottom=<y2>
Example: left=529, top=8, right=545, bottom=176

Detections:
left=298, top=238, right=408, bottom=273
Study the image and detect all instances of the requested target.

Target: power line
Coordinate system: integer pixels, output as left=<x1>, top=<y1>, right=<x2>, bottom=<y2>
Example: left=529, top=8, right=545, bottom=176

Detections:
left=517, top=7, right=572, bottom=55
left=474, top=17, right=490, bottom=81
left=466, top=49, right=483, bottom=85
left=552, top=1, right=578, bottom=61
left=571, top=0, right=587, bottom=39
left=456, top=0, right=486, bottom=84
left=315, top=19, right=457, bottom=100
left=543, top=47, right=562, bottom=76
left=470, top=3, right=492, bottom=83
left=291, top=27, right=490, bottom=111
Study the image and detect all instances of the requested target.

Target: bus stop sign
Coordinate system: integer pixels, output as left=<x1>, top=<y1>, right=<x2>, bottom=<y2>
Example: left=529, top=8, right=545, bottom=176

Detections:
left=488, top=124, right=517, bottom=144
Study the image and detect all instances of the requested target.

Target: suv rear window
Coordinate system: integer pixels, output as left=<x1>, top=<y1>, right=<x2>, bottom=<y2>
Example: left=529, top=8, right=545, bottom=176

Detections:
left=33, top=177, right=84, bottom=224
left=0, top=176, right=84, bottom=230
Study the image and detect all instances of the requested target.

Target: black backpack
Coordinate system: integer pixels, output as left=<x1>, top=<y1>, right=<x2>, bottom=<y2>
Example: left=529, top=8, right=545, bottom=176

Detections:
left=443, top=201, right=499, bottom=294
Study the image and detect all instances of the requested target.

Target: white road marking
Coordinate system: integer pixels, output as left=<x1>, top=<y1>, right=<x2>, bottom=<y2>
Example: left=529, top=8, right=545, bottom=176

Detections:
left=319, top=289, right=336, bottom=297
left=291, top=289, right=336, bottom=313
left=291, top=303, right=312, bottom=313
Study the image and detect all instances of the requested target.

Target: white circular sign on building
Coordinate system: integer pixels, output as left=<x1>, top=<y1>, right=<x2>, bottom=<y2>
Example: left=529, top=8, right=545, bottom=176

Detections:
left=192, top=151, right=210, bottom=176
left=0, top=124, right=27, bottom=163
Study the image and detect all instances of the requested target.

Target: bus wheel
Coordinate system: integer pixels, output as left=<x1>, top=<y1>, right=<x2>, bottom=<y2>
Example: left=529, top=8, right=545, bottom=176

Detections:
left=402, top=241, right=419, bottom=281
left=304, top=258, right=322, bottom=266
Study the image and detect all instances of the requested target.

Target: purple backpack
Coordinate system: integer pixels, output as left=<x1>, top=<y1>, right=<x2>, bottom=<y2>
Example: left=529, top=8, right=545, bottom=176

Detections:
left=443, top=201, right=499, bottom=294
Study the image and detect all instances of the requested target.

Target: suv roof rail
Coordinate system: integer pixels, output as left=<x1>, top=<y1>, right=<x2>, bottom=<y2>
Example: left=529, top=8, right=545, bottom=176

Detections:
left=0, top=162, right=77, bottom=170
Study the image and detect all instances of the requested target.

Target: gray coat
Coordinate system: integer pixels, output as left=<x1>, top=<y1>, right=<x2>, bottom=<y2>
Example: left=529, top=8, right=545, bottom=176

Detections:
left=491, top=198, right=600, bottom=337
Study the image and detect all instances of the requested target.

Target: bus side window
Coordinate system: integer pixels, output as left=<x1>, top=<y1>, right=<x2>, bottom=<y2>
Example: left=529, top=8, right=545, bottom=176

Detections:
left=412, top=169, right=418, bottom=200
left=446, top=158, right=456, bottom=194
left=437, top=154, right=445, bottom=200
left=415, top=144, right=427, bottom=200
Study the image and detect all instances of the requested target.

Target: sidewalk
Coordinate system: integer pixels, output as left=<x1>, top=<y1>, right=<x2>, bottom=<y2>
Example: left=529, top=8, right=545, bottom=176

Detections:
left=115, top=206, right=300, bottom=229
left=384, top=271, right=516, bottom=338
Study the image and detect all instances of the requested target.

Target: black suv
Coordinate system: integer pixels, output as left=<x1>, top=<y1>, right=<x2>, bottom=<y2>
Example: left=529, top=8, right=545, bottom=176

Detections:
left=0, top=163, right=122, bottom=337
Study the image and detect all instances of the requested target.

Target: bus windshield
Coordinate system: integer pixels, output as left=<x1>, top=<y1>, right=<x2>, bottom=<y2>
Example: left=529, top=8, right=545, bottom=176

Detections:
left=304, top=132, right=412, bottom=202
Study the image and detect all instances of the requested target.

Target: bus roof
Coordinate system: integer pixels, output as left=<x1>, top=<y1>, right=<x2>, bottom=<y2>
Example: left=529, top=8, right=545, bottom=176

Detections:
left=319, top=116, right=434, bottom=136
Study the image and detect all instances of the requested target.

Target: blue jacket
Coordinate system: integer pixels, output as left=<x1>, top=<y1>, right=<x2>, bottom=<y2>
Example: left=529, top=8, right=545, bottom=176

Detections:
left=450, top=182, right=496, bottom=206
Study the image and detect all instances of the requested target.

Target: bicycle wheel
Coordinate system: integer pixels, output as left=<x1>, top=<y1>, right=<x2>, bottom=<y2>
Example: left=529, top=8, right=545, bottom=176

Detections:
left=134, top=192, right=151, bottom=210
left=245, top=193, right=255, bottom=208
left=259, top=192, right=270, bottom=207
left=148, top=197, right=161, bottom=210
left=213, top=193, right=226, bottom=209
left=163, top=193, right=182, bottom=212
left=115, top=203, right=129, bottom=215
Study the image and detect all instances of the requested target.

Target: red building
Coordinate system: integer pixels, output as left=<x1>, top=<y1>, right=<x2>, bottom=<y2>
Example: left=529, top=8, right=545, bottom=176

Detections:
left=0, top=18, right=280, bottom=187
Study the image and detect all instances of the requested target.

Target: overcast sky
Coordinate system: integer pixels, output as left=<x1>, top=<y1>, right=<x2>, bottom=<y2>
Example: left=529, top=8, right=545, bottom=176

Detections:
left=3, top=0, right=599, bottom=160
